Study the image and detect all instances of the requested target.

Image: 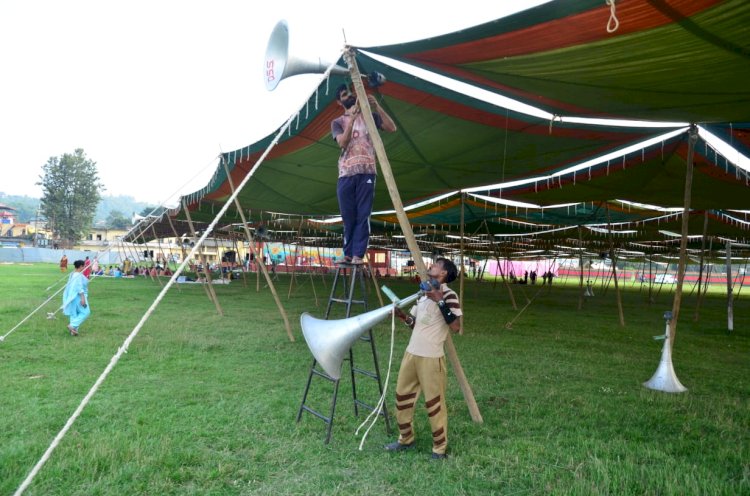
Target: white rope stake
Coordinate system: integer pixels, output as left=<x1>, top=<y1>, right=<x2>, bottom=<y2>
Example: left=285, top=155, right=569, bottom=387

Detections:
left=606, top=0, right=620, bottom=33
left=356, top=308, right=397, bottom=450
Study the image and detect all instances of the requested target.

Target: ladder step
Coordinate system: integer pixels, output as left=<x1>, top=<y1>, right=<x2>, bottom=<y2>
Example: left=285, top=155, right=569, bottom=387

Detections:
left=351, top=367, right=378, bottom=379
left=329, top=298, right=367, bottom=305
left=301, top=405, right=332, bottom=423
left=354, top=399, right=387, bottom=416
left=312, top=367, right=336, bottom=381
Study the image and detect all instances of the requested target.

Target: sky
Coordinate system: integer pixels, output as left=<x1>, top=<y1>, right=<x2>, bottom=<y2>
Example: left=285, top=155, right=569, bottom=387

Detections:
left=0, top=0, right=551, bottom=206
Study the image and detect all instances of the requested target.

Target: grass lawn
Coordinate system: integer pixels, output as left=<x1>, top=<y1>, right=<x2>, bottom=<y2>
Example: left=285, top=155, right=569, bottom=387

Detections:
left=0, top=262, right=748, bottom=495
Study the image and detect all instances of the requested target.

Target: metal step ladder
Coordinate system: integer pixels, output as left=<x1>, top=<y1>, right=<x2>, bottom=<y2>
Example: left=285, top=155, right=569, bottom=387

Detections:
left=296, top=261, right=392, bottom=443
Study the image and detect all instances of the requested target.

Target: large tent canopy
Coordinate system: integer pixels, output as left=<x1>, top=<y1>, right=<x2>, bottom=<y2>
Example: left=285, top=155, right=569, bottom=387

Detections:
left=133, top=0, right=749, bottom=249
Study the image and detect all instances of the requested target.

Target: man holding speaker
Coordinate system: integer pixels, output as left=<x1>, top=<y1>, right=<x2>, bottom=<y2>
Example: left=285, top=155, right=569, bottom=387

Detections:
left=388, top=258, right=462, bottom=460
left=331, top=84, right=396, bottom=264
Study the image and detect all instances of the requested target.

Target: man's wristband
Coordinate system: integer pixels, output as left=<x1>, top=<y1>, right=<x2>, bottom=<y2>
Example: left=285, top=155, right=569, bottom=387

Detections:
left=437, top=300, right=457, bottom=324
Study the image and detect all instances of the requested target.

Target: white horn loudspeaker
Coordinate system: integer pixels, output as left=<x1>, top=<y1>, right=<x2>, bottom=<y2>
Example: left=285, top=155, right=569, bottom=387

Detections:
left=264, top=19, right=348, bottom=91
left=300, top=289, right=422, bottom=380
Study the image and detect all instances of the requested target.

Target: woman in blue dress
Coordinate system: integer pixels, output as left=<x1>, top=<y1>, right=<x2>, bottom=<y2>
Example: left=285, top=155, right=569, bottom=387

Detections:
left=62, top=260, right=91, bottom=336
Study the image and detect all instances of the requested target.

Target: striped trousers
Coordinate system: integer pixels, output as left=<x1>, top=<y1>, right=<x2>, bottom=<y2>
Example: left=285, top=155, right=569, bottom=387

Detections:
left=394, top=352, right=449, bottom=455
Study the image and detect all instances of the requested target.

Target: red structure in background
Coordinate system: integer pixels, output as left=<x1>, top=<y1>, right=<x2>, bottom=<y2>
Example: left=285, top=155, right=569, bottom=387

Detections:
left=366, top=248, right=395, bottom=277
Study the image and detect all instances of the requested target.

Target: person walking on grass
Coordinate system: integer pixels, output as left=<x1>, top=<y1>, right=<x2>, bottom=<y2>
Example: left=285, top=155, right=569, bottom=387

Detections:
left=388, top=257, right=462, bottom=460
left=62, top=260, right=91, bottom=336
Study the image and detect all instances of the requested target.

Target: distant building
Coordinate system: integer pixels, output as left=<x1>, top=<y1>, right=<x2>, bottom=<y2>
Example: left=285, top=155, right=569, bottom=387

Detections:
left=0, top=203, right=16, bottom=236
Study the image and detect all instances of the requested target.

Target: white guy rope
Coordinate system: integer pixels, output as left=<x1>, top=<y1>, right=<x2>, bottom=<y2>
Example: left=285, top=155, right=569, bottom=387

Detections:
left=0, top=285, right=66, bottom=343
left=356, top=308, right=397, bottom=450
left=14, top=61, right=336, bottom=494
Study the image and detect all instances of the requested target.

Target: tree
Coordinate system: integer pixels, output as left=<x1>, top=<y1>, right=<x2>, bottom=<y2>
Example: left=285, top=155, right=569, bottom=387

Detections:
left=106, top=209, right=130, bottom=230
left=38, top=149, right=104, bottom=244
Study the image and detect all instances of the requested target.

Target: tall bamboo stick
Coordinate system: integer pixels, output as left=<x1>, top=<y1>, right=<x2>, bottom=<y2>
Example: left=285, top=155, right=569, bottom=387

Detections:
left=344, top=48, right=482, bottom=423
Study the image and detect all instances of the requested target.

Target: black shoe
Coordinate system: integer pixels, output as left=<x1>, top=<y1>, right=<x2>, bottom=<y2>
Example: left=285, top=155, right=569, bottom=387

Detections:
left=384, top=441, right=415, bottom=452
left=431, top=453, right=447, bottom=460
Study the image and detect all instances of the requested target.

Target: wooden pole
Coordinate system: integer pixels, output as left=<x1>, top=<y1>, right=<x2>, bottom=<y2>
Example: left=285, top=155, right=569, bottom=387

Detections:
left=344, top=48, right=482, bottom=423
left=648, top=251, right=654, bottom=304
left=577, top=226, right=585, bottom=310
left=668, top=125, right=698, bottom=346
left=182, top=200, right=224, bottom=317
left=726, top=240, right=734, bottom=333
left=288, top=220, right=304, bottom=300
left=149, top=226, right=166, bottom=289
left=694, top=211, right=709, bottom=321
left=483, top=221, right=517, bottom=309
left=257, top=240, right=261, bottom=292
left=606, top=206, right=625, bottom=327
left=458, top=192, right=465, bottom=335
left=221, top=161, right=294, bottom=341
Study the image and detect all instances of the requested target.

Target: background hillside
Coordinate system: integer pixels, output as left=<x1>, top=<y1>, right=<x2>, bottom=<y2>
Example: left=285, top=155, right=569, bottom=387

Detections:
left=0, top=192, right=151, bottom=225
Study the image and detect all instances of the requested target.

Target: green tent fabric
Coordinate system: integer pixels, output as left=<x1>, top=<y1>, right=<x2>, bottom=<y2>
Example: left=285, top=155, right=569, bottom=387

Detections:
left=155, top=0, right=749, bottom=248
left=364, top=0, right=750, bottom=123
left=182, top=63, right=678, bottom=218
left=500, top=130, right=750, bottom=209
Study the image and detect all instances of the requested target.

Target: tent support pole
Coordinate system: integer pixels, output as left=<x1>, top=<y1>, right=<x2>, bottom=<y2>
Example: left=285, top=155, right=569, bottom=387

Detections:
left=726, top=240, right=734, bottom=333
left=257, top=240, right=261, bottom=292
left=149, top=226, right=166, bottom=289
left=182, top=200, right=224, bottom=317
left=606, top=206, right=625, bottom=326
left=693, top=211, right=709, bottom=320
left=578, top=226, right=585, bottom=310
left=221, top=162, right=294, bottom=341
left=367, top=259, right=385, bottom=308
left=668, top=125, right=698, bottom=347
left=288, top=219, right=304, bottom=300
left=315, top=245, right=328, bottom=290
left=458, top=192, right=465, bottom=334
left=163, top=213, right=185, bottom=293
left=483, top=221, right=516, bottom=310
left=648, top=251, right=654, bottom=304
left=345, top=48, right=482, bottom=423
left=234, top=236, right=248, bottom=288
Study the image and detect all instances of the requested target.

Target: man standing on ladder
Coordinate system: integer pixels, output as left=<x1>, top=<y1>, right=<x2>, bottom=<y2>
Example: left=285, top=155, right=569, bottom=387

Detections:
left=388, top=258, right=462, bottom=459
left=331, top=83, right=396, bottom=264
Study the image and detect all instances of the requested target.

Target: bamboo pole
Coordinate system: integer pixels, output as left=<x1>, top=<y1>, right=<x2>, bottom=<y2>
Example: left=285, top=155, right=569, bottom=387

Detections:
left=577, top=226, right=585, bottom=310
left=344, top=48, right=482, bottom=423
left=606, top=206, right=625, bottom=327
left=149, top=226, right=166, bottom=289
left=221, top=161, right=294, bottom=341
left=458, top=192, right=465, bottom=335
left=161, top=214, right=184, bottom=293
left=693, top=211, right=709, bottom=320
left=232, top=237, right=248, bottom=288
left=648, top=252, right=654, bottom=304
left=287, top=219, right=304, bottom=299
left=726, top=240, right=734, bottom=333
left=256, top=240, right=261, bottom=292
left=668, top=125, right=698, bottom=346
left=483, top=221, right=517, bottom=309
left=182, top=200, right=224, bottom=317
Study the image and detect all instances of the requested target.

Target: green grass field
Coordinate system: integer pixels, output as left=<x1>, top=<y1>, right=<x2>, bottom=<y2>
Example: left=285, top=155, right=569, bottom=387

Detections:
left=0, top=263, right=748, bottom=495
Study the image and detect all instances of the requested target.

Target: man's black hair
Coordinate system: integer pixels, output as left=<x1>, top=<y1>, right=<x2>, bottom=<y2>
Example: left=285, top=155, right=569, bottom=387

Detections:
left=335, top=83, right=349, bottom=100
left=74, top=260, right=85, bottom=269
left=436, top=257, right=458, bottom=283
